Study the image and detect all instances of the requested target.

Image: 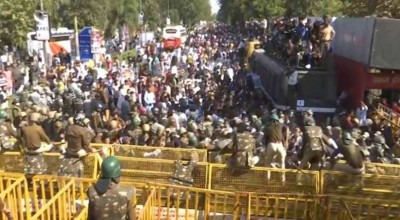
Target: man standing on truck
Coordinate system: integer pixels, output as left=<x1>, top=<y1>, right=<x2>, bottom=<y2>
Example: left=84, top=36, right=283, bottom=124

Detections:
left=319, top=15, right=336, bottom=66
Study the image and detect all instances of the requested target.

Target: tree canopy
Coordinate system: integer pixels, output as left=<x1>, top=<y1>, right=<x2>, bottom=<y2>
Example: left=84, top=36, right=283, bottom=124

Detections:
left=0, top=0, right=213, bottom=48
left=218, top=0, right=400, bottom=24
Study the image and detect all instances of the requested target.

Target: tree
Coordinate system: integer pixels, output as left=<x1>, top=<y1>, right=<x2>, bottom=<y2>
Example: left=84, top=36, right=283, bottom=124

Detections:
left=0, top=0, right=35, bottom=48
left=344, top=0, right=400, bottom=18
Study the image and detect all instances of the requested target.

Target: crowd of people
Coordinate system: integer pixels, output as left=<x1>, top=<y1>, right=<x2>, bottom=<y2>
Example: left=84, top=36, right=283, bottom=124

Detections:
left=0, top=19, right=399, bottom=184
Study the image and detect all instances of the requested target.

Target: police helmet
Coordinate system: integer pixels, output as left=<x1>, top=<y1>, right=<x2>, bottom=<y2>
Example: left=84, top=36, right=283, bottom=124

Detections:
left=342, top=132, right=353, bottom=143
left=95, top=156, right=121, bottom=193
left=74, top=113, right=86, bottom=126
left=304, top=118, right=315, bottom=126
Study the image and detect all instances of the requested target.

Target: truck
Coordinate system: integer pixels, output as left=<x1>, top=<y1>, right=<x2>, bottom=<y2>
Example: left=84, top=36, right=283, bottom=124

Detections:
left=332, top=17, right=400, bottom=109
left=249, top=49, right=337, bottom=113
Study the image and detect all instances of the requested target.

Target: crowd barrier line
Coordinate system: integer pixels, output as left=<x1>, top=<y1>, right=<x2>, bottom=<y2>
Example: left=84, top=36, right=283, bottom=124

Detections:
left=2, top=172, right=400, bottom=219
left=0, top=173, right=31, bottom=220
left=29, top=180, right=76, bottom=220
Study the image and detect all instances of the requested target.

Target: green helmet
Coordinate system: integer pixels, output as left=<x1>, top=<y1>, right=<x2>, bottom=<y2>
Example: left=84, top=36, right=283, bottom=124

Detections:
left=95, top=156, right=121, bottom=193
left=101, top=156, right=121, bottom=178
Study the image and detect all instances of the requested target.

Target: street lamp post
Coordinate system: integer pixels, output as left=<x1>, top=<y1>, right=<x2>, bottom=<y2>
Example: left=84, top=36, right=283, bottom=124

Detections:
left=39, top=0, right=47, bottom=73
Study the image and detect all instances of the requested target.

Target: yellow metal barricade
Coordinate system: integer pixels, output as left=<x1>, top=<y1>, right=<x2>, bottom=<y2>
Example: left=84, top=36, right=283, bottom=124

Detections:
left=138, top=183, right=241, bottom=220
left=246, top=193, right=323, bottom=220
left=323, top=195, right=400, bottom=219
left=0, top=173, right=31, bottom=220
left=321, top=170, right=400, bottom=199
left=30, top=179, right=76, bottom=220
left=74, top=206, right=88, bottom=220
left=364, top=162, right=400, bottom=176
left=118, top=157, right=208, bottom=188
left=110, top=144, right=207, bottom=162
left=138, top=188, right=157, bottom=220
left=208, top=164, right=319, bottom=194
left=0, top=152, right=99, bottom=179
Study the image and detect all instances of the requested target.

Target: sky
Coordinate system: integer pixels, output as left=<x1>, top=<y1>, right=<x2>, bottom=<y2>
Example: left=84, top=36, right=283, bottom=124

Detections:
left=209, top=0, right=220, bottom=14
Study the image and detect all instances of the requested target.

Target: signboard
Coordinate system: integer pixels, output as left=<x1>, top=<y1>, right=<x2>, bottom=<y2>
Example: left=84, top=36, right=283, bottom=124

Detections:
left=91, top=29, right=102, bottom=54
left=34, top=11, right=51, bottom=41
left=78, top=27, right=93, bottom=60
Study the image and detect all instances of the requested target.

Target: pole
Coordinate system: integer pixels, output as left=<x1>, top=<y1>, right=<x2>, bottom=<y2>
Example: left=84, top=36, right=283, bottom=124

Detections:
left=168, top=0, right=170, bottom=17
left=39, top=0, right=47, bottom=74
left=74, top=16, right=80, bottom=58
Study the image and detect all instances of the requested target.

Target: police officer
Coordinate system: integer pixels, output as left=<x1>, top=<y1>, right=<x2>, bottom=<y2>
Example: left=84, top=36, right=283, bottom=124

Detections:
left=299, top=118, right=329, bottom=170
left=370, top=133, right=391, bottom=163
left=228, top=119, right=259, bottom=173
left=20, top=112, right=53, bottom=175
left=58, top=114, right=97, bottom=177
left=264, top=114, right=288, bottom=168
left=0, top=111, right=18, bottom=152
left=330, top=132, right=365, bottom=175
left=87, top=156, right=136, bottom=220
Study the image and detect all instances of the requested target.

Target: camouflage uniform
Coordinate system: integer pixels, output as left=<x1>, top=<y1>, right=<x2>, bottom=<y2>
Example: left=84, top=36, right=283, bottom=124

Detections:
left=169, top=160, right=196, bottom=187
left=299, top=125, right=326, bottom=169
left=21, top=118, right=52, bottom=175
left=87, top=156, right=136, bottom=220
left=87, top=185, right=136, bottom=220
left=228, top=131, right=257, bottom=171
left=0, top=121, right=18, bottom=151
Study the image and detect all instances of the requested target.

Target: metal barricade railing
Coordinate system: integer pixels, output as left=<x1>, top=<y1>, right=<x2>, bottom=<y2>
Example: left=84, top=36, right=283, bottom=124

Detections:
left=138, top=188, right=157, bottom=220
left=246, top=193, right=323, bottom=220
left=0, top=173, right=31, bottom=220
left=117, top=157, right=209, bottom=188
left=106, top=144, right=207, bottom=162
left=321, top=170, right=400, bottom=200
left=365, top=162, right=400, bottom=176
left=377, top=103, right=400, bottom=135
left=208, top=164, right=320, bottom=194
left=0, top=152, right=99, bottom=179
left=30, top=180, right=76, bottom=220
left=138, top=183, right=241, bottom=220
left=323, top=195, right=400, bottom=219
left=74, top=206, right=88, bottom=220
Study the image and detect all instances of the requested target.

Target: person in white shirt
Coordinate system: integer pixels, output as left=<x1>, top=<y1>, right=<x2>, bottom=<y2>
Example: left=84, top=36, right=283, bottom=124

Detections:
left=356, top=101, right=368, bottom=126
left=144, top=87, right=156, bottom=110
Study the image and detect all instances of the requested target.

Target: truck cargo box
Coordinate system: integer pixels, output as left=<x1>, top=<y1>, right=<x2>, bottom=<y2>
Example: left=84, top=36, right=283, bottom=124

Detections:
left=250, top=50, right=336, bottom=113
left=332, top=18, right=400, bottom=70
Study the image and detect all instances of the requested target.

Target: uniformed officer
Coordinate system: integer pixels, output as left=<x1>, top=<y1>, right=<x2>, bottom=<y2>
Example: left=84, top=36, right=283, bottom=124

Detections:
left=58, top=114, right=97, bottom=177
left=0, top=111, right=18, bottom=151
left=20, top=112, right=53, bottom=175
left=299, top=118, right=329, bottom=170
left=330, top=132, right=365, bottom=175
left=87, top=156, right=136, bottom=220
left=228, top=119, right=260, bottom=173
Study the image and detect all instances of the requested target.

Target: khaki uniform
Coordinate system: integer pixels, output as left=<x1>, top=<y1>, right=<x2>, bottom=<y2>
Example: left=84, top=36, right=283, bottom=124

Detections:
left=87, top=184, right=136, bottom=220
left=58, top=124, right=91, bottom=177
left=21, top=124, right=52, bottom=175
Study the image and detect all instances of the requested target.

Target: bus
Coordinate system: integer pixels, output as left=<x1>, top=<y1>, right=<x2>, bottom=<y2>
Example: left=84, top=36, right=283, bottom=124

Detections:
left=162, top=25, right=187, bottom=50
